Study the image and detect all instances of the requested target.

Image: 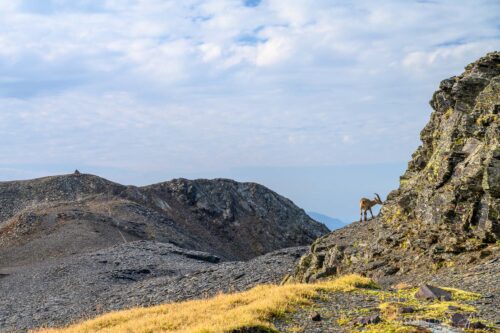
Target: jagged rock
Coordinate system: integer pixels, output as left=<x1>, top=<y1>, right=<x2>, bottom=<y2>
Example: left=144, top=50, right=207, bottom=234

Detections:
left=230, top=327, right=272, bottom=333
left=292, top=52, right=500, bottom=283
left=415, top=284, right=452, bottom=301
left=382, top=302, right=416, bottom=320
left=401, top=306, right=415, bottom=314
left=354, top=315, right=381, bottom=325
left=170, top=249, right=221, bottom=263
left=383, top=266, right=400, bottom=276
left=310, top=311, right=321, bottom=321
left=469, top=321, right=486, bottom=329
left=422, top=318, right=441, bottom=324
left=479, top=250, right=492, bottom=258
left=382, top=51, right=500, bottom=244
left=450, top=313, right=469, bottom=328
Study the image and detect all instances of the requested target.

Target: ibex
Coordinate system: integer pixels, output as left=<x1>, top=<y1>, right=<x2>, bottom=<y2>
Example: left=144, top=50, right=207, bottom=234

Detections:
left=359, top=193, right=383, bottom=222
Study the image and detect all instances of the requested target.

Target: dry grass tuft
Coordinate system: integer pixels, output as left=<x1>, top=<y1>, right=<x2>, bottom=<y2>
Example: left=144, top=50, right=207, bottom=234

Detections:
left=34, top=274, right=376, bottom=333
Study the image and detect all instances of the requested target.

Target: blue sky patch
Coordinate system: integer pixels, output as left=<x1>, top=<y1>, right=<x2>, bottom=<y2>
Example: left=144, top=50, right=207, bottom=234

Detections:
left=434, top=38, right=467, bottom=47
left=244, top=0, right=262, bottom=8
left=20, top=0, right=107, bottom=14
left=236, top=34, right=267, bottom=45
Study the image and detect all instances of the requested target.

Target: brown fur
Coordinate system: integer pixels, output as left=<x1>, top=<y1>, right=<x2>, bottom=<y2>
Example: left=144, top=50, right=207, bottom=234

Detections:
left=359, top=193, right=382, bottom=222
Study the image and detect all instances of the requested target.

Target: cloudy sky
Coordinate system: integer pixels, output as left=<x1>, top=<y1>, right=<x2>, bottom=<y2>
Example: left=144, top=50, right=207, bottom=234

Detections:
left=1, top=0, right=499, bottom=223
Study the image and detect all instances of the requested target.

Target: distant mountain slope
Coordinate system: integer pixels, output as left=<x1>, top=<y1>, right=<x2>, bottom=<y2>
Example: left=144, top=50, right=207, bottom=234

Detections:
left=0, top=174, right=328, bottom=263
left=306, top=212, right=345, bottom=230
left=0, top=241, right=307, bottom=332
left=0, top=173, right=327, bottom=332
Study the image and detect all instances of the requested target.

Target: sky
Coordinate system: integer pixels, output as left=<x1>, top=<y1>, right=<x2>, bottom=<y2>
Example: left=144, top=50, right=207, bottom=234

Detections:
left=0, top=0, right=499, bottom=223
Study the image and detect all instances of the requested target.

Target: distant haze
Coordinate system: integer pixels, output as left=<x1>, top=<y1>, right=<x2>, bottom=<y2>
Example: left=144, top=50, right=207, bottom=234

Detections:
left=306, top=212, right=345, bottom=231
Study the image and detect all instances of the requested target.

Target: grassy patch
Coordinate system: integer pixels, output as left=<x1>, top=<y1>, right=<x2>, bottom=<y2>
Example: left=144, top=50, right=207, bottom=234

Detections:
left=422, top=301, right=475, bottom=318
left=440, top=287, right=481, bottom=301
left=336, top=313, right=351, bottom=326
left=361, top=322, right=425, bottom=333
left=353, top=285, right=487, bottom=332
left=34, top=274, right=377, bottom=333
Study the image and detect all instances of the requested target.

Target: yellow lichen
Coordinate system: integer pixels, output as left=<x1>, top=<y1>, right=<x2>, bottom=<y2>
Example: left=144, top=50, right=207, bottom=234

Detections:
left=287, top=325, right=304, bottom=332
left=361, top=322, right=427, bottom=333
left=336, top=315, right=351, bottom=326
left=383, top=206, right=406, bottom=225
left=421, top=301, right=476, bottom=319
left=400, top=239, right=411, bottom=251
left=440, top=287, right=481, bottom=301
left=444, top=107, right=453, bottom=119
left=476, top=113, right=498, bottom=126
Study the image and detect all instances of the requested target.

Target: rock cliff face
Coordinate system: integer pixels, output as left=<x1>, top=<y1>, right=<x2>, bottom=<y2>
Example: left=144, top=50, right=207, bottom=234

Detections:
left=388, top=51, right=499, bottom=243
left=292, top=52, right=499, bottom=283
left=0, top=174, right=328, bottom=263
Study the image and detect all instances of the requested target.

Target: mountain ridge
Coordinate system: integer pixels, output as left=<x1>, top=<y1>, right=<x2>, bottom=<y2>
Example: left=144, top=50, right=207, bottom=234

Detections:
left=0, top=173, right=329, bottom=332
left=0, top=172, right=328, bottom=263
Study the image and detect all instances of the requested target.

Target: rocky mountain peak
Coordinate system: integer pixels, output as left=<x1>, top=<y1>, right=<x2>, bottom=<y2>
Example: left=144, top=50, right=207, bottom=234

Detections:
left=0, top=173, right=124, bottom=224
left=383, top=51, right=499, bottom=243
left=291, top=52, right=499, bottom=283
left=0, top=174, right=328, bottom=263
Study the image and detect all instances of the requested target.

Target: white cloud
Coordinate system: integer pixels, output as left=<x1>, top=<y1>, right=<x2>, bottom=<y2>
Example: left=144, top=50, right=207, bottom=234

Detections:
left=256, top=36, right=293, bottom=66
left=0, top=0, right=498, bottom=176
left=401, top=41, right=498, bottom=76
left=199, top=43, right=222, bottom=62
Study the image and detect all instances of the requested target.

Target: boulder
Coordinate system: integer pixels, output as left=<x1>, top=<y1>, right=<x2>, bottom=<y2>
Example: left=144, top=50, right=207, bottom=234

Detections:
left=450, top=313, right=469, bottom=328
left=469, top=321, right=486, bottom=329
left=310, top=311, right=321, bottom=321
left=354, top=315, right=381, bottom=325
left=382, top=302, right=416, bottom=320
left=415, top=285, right=452, bottom=301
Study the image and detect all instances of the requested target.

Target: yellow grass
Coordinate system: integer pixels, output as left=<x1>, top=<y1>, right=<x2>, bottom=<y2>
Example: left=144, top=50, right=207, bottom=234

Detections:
left=34, top=274, right=377, bottom=333
left=440, top=287, right=481, bottom=301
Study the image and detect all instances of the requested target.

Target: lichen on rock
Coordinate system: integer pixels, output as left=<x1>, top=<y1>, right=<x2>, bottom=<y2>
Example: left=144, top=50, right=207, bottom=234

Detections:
left=292, top=52, right=500, bottom=284
left=383, top=51, right=499, bottom=243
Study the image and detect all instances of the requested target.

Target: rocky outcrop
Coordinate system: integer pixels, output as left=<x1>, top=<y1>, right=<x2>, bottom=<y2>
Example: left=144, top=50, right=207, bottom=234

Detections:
left=384, top=51, right=499, bottom=243
left=0, top=174, right=328, bottom=263
left=292, top=52, right=499, bottom=283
